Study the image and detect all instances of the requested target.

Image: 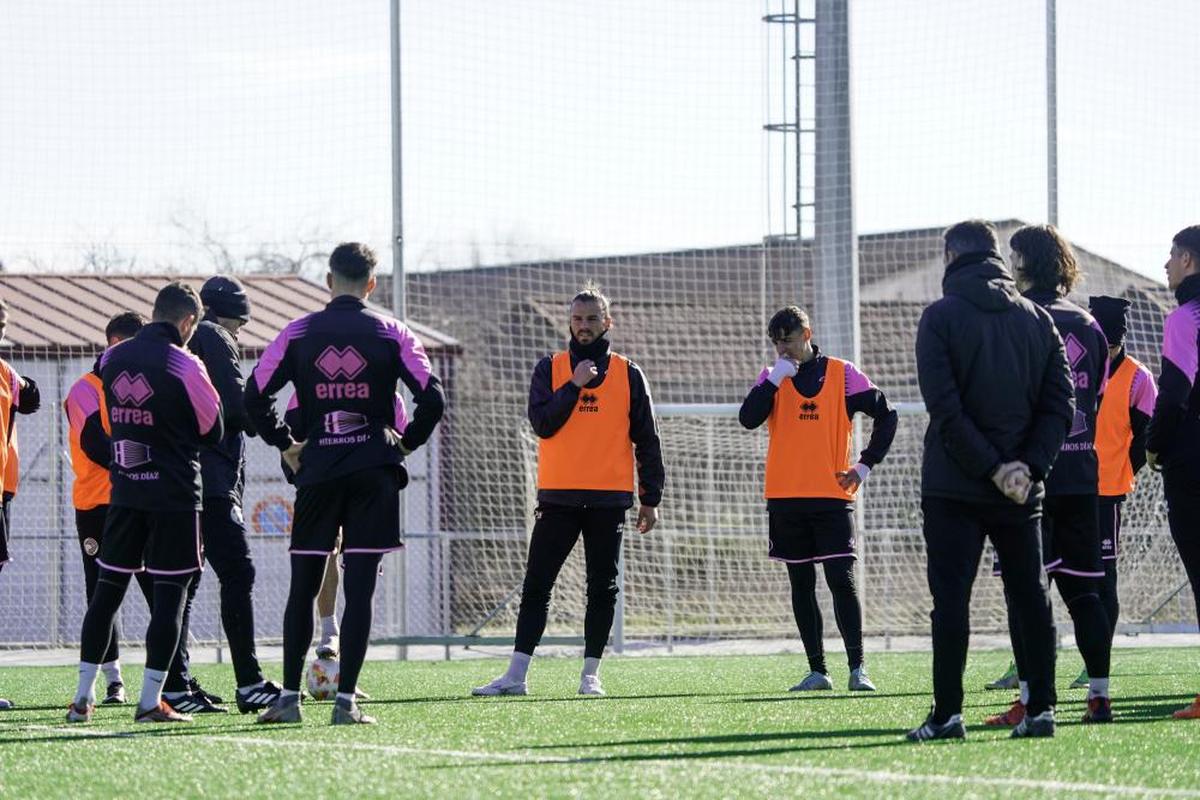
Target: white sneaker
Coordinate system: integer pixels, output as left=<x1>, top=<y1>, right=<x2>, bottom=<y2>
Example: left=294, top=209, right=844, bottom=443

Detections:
left=789, top=671, right=833, bottom=691
left=471, top=676, right=527, bottom=697
left=578, top=675, right=605, bottom=696
left=849, top=667, right=877, bottom=691
left=316, top=635, right=340, bottom=660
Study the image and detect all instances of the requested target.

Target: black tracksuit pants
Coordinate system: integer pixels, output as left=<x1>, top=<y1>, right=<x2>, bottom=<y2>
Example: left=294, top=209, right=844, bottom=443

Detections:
left=921, top=496, right=1057, bottom=720
left=166, top=496, right=264, bottom=691
left=514, top=504, right=625, bottom=659
left=1164, top=470, right=1200, bottom=628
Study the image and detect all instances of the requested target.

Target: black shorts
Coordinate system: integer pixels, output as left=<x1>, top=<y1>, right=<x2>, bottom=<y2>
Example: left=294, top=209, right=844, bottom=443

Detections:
left=292, top=466, right=403, bottom=556
left=1099, top=497, right=1122, bottom=562
left=767, top=507, right=856, bottom=564
left=97, top=506, right=203, bottom=576
left=1041, top=494, right=1104, bottom=578
left=76, top=505, right=108, bottom=561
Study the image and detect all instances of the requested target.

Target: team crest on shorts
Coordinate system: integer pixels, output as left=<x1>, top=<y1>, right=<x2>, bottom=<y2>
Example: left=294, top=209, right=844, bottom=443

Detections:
left=83, top=538, right=99, bottom=556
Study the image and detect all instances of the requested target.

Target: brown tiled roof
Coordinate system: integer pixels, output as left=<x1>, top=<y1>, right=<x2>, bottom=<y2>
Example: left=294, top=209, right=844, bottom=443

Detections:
left=0, top=273, right=458, bottom=357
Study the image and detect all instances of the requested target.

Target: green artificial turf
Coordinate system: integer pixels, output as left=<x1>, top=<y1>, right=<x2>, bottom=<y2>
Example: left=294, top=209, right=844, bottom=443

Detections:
left=1, top=647, right=1199, bottom=798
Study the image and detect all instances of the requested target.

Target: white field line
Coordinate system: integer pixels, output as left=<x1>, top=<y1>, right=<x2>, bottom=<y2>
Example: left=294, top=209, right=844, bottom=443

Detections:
left=15, top=724, right=1200, bottom=797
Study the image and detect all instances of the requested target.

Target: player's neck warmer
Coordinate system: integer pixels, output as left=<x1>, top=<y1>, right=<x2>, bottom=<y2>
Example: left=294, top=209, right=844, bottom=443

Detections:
left=1176, top=273, right=1200, bottom=306
left=568, top=331, right=611, bottom=364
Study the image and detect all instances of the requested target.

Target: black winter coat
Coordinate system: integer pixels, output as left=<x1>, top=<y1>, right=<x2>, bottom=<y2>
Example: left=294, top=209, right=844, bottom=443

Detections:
left=916, top=251, right=1075, bottom=504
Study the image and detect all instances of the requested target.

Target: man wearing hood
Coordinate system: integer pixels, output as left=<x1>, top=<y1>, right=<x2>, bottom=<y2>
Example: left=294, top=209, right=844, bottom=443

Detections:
left=473, top=283, right=664, bottom=698
left=907, top=220, right=1073, bottom=741
left=1147, top=225, right=1200, bottom=721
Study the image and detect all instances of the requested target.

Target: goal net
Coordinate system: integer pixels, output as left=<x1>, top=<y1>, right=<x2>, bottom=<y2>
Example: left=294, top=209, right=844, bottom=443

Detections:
left=0, top=1, right=1197, bottom=655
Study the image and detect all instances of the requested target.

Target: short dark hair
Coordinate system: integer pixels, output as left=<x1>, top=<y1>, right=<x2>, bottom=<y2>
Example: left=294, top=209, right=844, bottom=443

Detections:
left=1173, top=225, right=1200, bottom=262
left=1010, top=224, right=1080, bottom=294
left=329, top=242, right=377, bottom=282
left=571, top=281, right=611, bottom=317
left=152, top=281, right=202, bottom=326
left=943, top=220, right=999, bottom=259
left=105, top=311, right=146, bottom=342
left=767, top=305, right=811, bottom=340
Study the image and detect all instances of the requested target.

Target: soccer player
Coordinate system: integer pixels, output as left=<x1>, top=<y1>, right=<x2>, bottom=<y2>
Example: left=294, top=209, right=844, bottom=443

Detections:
left=247, top=242, right=444, bottom=725
left=0, top=297, right=40, bottom=710
left=1077, top=295, right=1157, bottom=689
left=1146, top=225, right=1200, bottom=720
left=161, top=276, right=282, bottom=715
left=738, top=305, right=897, bottom=692
left=473, top=284, right=664, bottom=698
left=63, top=312, right=149, bottom=706
left=985, top=224, right=1113, bottom=727
left=908, top=220, right=1071, bottom=741
left=67, top=282, right=223, bottom=724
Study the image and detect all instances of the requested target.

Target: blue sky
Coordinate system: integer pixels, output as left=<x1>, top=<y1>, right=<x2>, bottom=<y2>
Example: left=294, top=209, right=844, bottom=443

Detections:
left=1, top=0, right=1196, bottom=281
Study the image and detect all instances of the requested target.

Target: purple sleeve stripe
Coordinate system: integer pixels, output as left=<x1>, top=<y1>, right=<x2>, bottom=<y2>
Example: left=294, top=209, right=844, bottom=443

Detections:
left=1162, top=305, right=1200, bottom=391
left=167, top=348, right=221, bottom=436
left=379, top=318, right=433, bottom=390
left=65, top=379, right=100, bottom=433
left=254, top=316, right=310, bottom=392
left=394, top=393, right=409, bottom=433
left=285, top=393, right=299, bottom=412
left=754, top=367, right=770, bottom=387
left=843, top=361, right=876, bottom=396
left=1131, top=364, right=1159, bottom=417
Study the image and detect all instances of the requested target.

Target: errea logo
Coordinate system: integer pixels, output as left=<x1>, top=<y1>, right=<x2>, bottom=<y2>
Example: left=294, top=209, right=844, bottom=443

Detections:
left=798, top=400, right=819, bottom=421
left=578, top=392, right=600, bottom=413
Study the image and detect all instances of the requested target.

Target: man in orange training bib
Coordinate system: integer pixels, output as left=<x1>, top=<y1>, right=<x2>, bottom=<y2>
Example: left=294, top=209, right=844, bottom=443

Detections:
left=473, top=284, right=664, bottom=698
left=739, top=304, right=897, bottom=692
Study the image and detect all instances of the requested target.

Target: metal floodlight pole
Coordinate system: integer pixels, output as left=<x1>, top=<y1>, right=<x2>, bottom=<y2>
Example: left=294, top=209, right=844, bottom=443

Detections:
left=1046, top=0, right=1059, bottom=227
left=390, top=0, right=409, bottom=659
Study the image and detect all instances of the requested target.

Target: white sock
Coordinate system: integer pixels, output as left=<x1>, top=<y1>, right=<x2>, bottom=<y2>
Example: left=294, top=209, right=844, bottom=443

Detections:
left=504, top=651, right=531, bottom=683
left=139, top=668, right=167, bottom=710
left=320, top=615, right=339, bottom=640
left=335, top=692, right=355, bottom=707
left=238, top=680, right=266, bottom=693
left=162, top=690, right=188, bottom=699
left=582, top=657, right=602, bottom=679
left=100, top=660, right=122, bottom=685
left=1019, top=680, right=1030, bottom=705
left=1088, top=677, right=1110, bottom=699
left=75, top=662, right=100, bottom=706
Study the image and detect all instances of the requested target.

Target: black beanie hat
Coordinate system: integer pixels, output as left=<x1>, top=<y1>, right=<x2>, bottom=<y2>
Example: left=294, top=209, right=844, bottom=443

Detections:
left=1088, top=295, right=1130, bottom=347
left=200, top=275, right=251, bottom=322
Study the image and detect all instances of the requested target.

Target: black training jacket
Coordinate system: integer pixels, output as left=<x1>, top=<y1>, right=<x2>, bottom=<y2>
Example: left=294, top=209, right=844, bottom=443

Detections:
left=528, top=334, right=664, bottom=509
left=245, top=295, right=445, bottom=487
left=101, top=322, right=224, bottom=511
left=1023, top=290, right=1109, bottom=496
left=189, top=314, right=254, bottom=502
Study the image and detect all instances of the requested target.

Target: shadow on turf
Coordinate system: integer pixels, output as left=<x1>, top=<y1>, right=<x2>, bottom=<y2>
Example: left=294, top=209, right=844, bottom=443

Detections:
left=721, top=690, right=931, bottom=704
left=367, top=691, right=773, bottom=706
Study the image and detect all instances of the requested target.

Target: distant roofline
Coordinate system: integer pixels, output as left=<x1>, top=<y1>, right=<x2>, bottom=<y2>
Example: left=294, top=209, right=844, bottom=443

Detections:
left=398, top=217, right=1145, bottom=284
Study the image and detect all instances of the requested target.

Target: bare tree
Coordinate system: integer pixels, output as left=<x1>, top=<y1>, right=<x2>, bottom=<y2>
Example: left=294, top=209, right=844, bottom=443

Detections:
left=81, top=241, right=138, bottom=274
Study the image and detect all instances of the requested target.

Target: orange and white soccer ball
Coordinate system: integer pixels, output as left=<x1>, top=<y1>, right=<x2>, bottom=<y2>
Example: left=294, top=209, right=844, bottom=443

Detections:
left=306, top=657, right=340, bottom=700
